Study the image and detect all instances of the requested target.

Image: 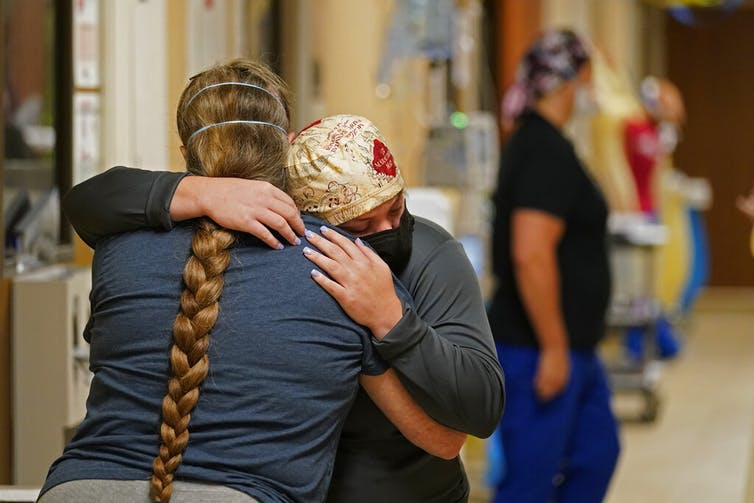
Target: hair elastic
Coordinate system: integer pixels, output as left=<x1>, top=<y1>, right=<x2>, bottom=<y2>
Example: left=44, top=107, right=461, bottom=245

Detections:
left=184, top=82, right=286, bottom=112
left=187, top=120, right=287, bottom=144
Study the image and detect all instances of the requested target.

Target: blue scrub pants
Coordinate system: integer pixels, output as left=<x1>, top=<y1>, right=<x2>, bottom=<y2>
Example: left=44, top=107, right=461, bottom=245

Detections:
left=493, top=344, right=620, bottom=503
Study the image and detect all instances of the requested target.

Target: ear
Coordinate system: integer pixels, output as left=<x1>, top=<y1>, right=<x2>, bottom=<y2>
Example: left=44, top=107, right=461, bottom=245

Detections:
left=179, top=145, right=187, bottom=160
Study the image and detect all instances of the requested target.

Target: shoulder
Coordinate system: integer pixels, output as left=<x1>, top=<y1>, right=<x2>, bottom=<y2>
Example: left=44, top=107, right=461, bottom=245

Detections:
left=97, top=224, right=193, bottom=256
left=504, top=120, right=573, bottom=173
left=410, top=216, right=469, bottom=262
left=401, top=217, right=482, bottom=306
left=91, top=226, right=194, bottom=299
left=513, top=115, right=565, bottom=147
left=404, top=216, right=466, bottom=277
left=412, top=216, right=454, bottom=248
left=94, top=224, right=194, bottom=266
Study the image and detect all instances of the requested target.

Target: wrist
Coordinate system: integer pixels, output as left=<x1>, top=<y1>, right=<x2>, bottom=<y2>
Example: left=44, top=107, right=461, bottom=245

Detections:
left=369, top=297, right=404, bottom=341
left=538, top=330, right=569, bottom=352
left=541, top=341, right=569, bottom=353
left=193, top=177, right=212, bottom=217
left=170, top=175, right=206, bottom=222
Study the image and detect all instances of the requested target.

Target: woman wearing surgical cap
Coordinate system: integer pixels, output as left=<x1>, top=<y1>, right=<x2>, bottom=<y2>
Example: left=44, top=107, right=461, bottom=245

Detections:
left=62, top=114, right=505, bottom=502
left=489, top=29, right=620, bottom=502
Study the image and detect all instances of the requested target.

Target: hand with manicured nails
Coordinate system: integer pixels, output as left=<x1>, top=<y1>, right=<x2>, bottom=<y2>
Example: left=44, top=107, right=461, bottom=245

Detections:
left=303, top=226, right=404, bottom=340
left=172, top=177, right=306, bottom=250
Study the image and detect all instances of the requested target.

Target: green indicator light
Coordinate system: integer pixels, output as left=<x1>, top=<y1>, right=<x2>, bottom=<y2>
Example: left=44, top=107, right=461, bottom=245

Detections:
left=450, top=112, right=468, bottom=129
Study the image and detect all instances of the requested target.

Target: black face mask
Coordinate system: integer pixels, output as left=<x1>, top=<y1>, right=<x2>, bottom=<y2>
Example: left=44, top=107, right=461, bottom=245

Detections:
left=362, top=207, right=415, bottom=274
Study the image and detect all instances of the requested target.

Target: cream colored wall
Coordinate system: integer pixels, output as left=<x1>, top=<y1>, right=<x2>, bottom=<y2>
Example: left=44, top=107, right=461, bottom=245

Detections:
left=99, top=0, right=439, bottom=185
left=101, top=0, right=253, bottom=174
left=541, top=0, right=593, bottom=35
left=540, top=0, right=644, bottom=94
left=280, top=0, right=319, bottom=131
left=171, top=0, right=251, bottom=171
left=100, top=0, right=168, bottom=173
left=166, top=0, right=188, bottom=172
left=590, top=0, right=642, bottom=81
left=312, top=0, right=428, bottom=187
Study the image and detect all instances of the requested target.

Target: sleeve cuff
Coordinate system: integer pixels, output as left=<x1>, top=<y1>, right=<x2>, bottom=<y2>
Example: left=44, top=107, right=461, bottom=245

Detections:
left=146, top=171, right=190, bottom=231
left=371, top=304, right=427, bottom=361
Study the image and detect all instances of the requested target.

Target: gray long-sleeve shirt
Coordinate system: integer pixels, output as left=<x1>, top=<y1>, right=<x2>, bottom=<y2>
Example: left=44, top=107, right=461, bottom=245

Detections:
left=63, top=167, right=505, bottom=502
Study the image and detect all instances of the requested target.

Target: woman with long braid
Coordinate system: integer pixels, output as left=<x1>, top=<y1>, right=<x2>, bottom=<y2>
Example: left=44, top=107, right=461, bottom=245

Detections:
left=39, top=60, right=464, bottom=503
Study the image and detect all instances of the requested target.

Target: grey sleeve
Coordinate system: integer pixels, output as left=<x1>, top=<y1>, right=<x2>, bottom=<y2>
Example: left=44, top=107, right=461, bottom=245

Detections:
left=62, top=166, right=188, bottom=248
left=372, top=240, right=505, bottom=438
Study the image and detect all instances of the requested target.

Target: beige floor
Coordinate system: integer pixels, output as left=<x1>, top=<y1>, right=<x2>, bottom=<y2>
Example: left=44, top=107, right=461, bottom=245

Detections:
left=464, top=288, right=754, bottom=503
left=606, top=288, right=754, bottom=503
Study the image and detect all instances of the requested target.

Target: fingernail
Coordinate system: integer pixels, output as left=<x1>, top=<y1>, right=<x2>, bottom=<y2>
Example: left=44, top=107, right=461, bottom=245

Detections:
left=320, top=226, right=329, bottom=233
left=355, top=237, right=363, bottom=246
left=294, top=237, right=301, bottom=246
left=311, top=269, right=321, bottom=277
left=305, top=229, right=315, bottom=239
left=276, top=243, right=284, bottom=250
left=303, top=247, right=313, bottom=255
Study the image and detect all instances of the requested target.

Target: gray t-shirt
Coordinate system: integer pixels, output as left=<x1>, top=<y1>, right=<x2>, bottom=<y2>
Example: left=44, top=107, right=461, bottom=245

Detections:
left=41, top=217, right=392, bottom=503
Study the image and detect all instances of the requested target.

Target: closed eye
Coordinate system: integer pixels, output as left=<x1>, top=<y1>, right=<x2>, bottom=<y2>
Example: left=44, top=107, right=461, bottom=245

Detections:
left=341, top=223, right=370, bottom=235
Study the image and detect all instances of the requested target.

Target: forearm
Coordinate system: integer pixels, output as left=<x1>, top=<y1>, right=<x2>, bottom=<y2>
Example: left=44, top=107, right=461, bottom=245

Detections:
left=371, top=239, right=505, bottom=438
left=62, top=166, right=186, bottom=247
left=373, top=306, right=505, bottom=438
left=360, top=370, right=466, bottom=460
left=514, top=252, right=568, bottom=350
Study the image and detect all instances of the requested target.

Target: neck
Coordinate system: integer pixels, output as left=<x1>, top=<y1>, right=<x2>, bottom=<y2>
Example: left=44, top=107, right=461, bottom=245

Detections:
left=533, top=85, right=574, bottom=130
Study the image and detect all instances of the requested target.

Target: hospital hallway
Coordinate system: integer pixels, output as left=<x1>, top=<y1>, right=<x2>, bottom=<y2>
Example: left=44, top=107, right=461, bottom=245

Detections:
left=463, top=288, right=754, bottom=503
left=4, top=1, right=754, bottom=500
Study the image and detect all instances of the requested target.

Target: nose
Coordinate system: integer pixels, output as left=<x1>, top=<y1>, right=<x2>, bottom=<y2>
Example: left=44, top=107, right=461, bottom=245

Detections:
left=373, top=218, right=394, bottom=233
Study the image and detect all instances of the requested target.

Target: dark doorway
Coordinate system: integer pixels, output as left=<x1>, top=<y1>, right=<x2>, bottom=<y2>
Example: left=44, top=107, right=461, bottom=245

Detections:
left=666, top=8, right=754, bottom=286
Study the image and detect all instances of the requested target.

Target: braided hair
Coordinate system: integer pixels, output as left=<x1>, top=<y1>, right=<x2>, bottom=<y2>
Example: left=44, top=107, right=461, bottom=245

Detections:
left=149, top=60, right=291, bottom=502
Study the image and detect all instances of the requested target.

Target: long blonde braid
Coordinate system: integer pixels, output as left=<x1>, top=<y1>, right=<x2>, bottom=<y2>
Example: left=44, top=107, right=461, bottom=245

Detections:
left=150, top=60, right=291, bottom=502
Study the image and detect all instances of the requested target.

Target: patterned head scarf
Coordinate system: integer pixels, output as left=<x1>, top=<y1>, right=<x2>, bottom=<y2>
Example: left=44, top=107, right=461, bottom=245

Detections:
left=285, top=115, right=406, bottom=225
left=501, top=29, right=590, bottom=130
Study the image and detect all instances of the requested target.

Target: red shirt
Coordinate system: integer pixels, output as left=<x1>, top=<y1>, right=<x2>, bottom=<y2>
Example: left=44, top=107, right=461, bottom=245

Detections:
left=624, top=116, right=661, bottom=213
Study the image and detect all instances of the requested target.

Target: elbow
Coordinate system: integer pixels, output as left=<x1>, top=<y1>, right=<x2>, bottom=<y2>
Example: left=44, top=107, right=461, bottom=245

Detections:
left=482, top=396, right=506, bottom=438
left=490, top=377, right=507, bottom=435
left=61, top=189, right=95, bottom=249
left=474, top=402, right=505, bottom=440
left=475, top=409, right=504, bottom=439
left=61, top=186, right=80, bottom=222
left=468, top=368, right=507, bottom=439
